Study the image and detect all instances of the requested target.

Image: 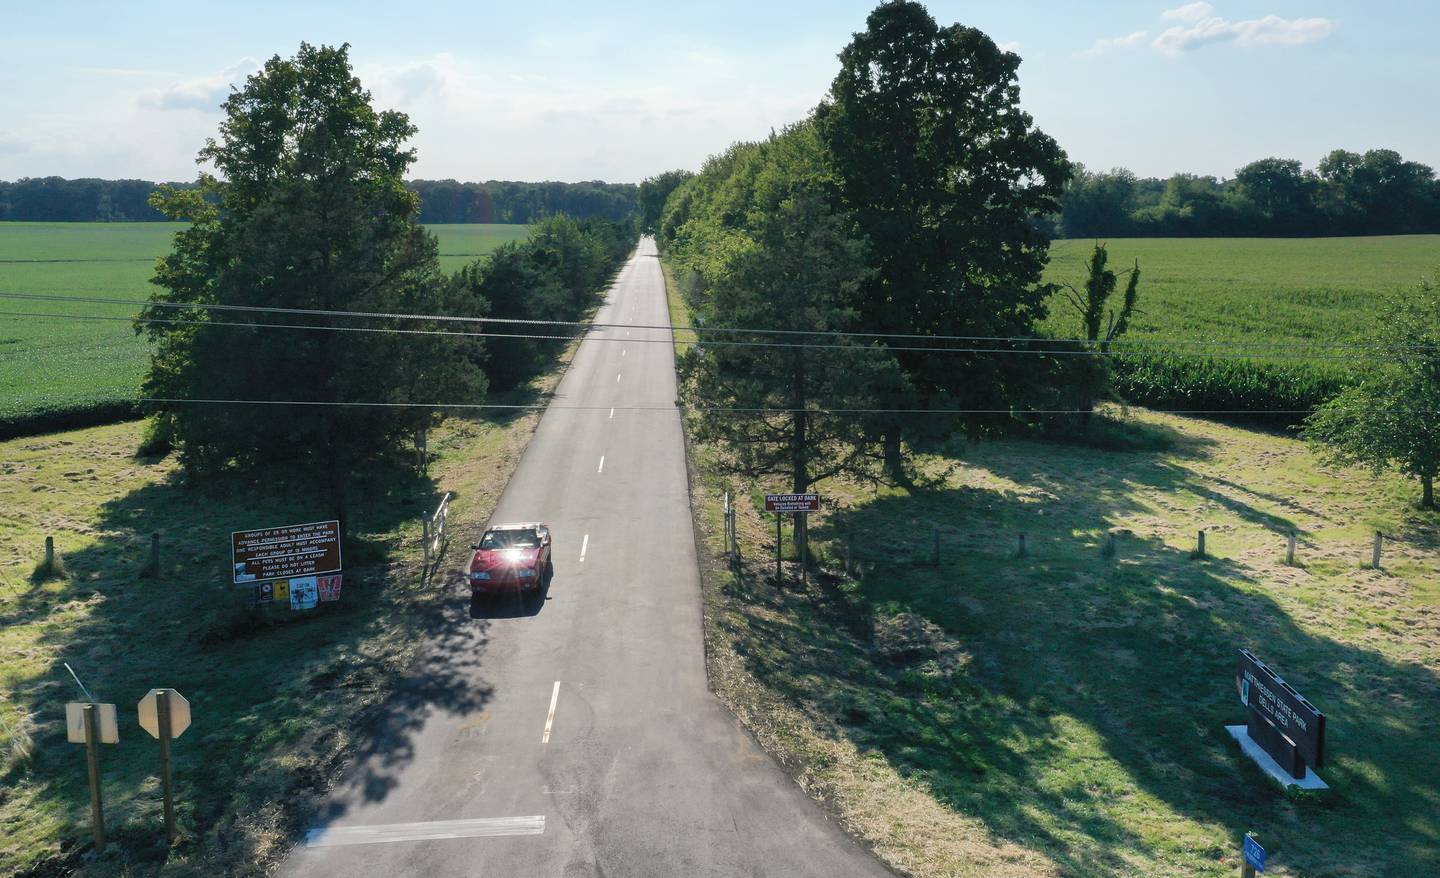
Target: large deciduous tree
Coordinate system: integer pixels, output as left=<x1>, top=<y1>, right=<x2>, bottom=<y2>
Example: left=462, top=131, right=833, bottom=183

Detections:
left=1302, top=276, right=1440, bottom=509
left=815, top=0, right=1071, bottom=480
left=140, top=43, right=487, bottom=531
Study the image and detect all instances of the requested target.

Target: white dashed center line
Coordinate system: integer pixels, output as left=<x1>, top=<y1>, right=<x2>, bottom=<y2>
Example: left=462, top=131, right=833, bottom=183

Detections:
left=622, top=349, right=627, bottom=357
left=597, top=455, right=605, bottom=474
left=609, top=407, right=614, bottom=419
left=542, top=681, right=560, bottom=744
left=579, top=533, right=589, bottom=562
left=616, top=372, right=622, bottom=383
left=304, top=816, right=545, bottom=848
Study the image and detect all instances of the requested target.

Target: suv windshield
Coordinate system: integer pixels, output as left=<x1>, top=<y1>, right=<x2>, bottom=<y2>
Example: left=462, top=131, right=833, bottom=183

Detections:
left=480, top=528, right=541, bottom=549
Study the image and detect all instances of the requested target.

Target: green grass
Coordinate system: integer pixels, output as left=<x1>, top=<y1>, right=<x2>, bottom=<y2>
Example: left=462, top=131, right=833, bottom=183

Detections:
left=0, top=397, right=549, bottom=875
left=663, top=247, right=1440, bottom=878
left=0, top=223, right=530, bottom=435
left=691, top=412, right=1440, bottom=878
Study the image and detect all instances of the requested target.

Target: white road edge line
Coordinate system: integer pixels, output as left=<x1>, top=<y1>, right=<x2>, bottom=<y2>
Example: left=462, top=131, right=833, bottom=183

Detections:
left=304, top=816, right=545, bottom=848
left=597, top=455, right=605, bottom=474
left=580, top=533, right=589, bottom=562
left=542, top=681, right=561, bottom=744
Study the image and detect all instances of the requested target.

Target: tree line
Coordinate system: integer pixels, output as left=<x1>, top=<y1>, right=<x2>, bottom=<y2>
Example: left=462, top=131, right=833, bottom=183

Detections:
left=1056, top=151, right=1440, bottom=239
left=661, top=1, right=1081, bottom=523
left=0, top=176, right=638, bottom=224
left=661, top=0, right=1440, bottom=511
left=139, top=44, right=635, bottom=535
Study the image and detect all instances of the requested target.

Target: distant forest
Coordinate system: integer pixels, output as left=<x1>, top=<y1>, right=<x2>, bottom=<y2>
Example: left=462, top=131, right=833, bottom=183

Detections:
left=0, top=176, right=639, bottom=224
left=7, top=148, right=1440, bottom=238
left=1055, top=149, right=1440, bottom=238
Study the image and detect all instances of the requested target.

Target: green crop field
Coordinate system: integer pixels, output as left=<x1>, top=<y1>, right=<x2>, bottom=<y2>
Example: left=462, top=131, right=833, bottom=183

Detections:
left=1044, top=236, right=1440, bottom=347
left=1041, top=236, right=1440, bottom=417
left=0, top=223, right=530, bottom=436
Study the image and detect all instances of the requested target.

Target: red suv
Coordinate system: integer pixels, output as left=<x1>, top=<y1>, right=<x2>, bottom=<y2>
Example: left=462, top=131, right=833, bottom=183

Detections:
left=468, top=523, right=552, bottom=595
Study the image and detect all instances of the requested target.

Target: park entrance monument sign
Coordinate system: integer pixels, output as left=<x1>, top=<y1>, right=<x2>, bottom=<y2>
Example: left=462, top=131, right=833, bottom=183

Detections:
left=1227, top=648, right=1329, bottom=790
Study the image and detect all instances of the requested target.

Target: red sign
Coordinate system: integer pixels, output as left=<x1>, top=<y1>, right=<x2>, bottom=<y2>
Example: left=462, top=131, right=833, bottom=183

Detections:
left=232, top=520, right=342, bottom=583
left=318, top=575, right=343, bottom=602
left=765, top=493, right=821, bottom=513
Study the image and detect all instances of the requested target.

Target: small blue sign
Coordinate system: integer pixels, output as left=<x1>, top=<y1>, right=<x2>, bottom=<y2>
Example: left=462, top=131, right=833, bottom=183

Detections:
left=1244, top=836, right=1266, bottom=872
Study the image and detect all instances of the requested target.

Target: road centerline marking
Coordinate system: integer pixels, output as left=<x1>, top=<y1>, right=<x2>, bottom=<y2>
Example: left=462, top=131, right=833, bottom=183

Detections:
left=597, top=455, right=605, bottom=474
left=543, top=681, right=560, bottom=744
left=579, top=533, right=589, bottom=562
left=304, top=816, right=545, bottom=848
left=609, top=407, right=614, bottom=419
left=616, top=371, right=622, bottom=383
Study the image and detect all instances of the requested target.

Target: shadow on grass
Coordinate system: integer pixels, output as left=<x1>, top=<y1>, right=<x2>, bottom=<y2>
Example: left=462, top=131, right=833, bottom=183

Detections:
left=2, top=452, right=497, bottom=875
left=729, top=437, right=1440, bottom=877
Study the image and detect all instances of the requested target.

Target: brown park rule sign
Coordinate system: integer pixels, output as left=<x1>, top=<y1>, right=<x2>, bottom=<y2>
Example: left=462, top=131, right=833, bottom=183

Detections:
left=765, top=493, right=821, bottom=513
left=232, top=520, right=342, bottom=583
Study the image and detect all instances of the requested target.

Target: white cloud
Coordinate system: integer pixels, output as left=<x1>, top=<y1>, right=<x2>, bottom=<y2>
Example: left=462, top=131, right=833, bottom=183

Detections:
left=998, top=40, right=1022, bottom=54
left=0, top=136, right=27, bottom=156
left=1162, top=2, right=1215, bottom=23
left=1153, top=11, right=1333, bottom=55
left=1079, top=31, right=1148, bottom=57
left=138, top=59, right=259, bottom=112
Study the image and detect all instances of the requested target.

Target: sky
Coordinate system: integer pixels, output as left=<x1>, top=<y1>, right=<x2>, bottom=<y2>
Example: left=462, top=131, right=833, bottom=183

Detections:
left=1, top=1, right=1436, bottom=184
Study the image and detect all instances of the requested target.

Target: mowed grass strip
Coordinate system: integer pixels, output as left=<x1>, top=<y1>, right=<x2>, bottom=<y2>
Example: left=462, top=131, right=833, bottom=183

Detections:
left=0, top=223, right=529, bottom=430
left=0, top=394, right=547, bottom=875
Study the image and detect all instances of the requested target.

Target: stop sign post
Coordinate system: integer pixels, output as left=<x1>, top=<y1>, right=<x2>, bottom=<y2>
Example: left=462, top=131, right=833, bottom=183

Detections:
left=138, top=689, right=190, bottom=840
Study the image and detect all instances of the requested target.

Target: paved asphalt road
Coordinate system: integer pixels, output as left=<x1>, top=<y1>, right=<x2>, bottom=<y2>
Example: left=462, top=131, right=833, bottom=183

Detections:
left=279, top=239, right=891, bottom=876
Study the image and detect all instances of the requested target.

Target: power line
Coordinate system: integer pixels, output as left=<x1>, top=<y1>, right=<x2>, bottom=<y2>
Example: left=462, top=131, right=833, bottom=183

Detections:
left=16, top=393, right=1438, bottom=417
left=2, top=290, right=1433, bottom=355
left=0, top=308, right=1407, bottom=364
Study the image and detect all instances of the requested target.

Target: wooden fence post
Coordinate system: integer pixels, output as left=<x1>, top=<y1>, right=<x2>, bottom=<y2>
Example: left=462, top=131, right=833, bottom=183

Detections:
left=148, top=532, right=160, bottom=577
left=1103, top=532, right=1116, bottom=558
left=1372, top=531, right=1382, bottom=569
left=1196, top=529, right=1206, bottom=558
left=1286, top=532, right=1297, bottom=566
left=45, top=536, right=54, bottom=571
left=1017, top=533, right=1027, bottom=558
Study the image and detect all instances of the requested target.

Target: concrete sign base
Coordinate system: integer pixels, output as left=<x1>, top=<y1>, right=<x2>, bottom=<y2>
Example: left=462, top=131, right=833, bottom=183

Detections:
left=1227, top=725, right=1329, bottom=790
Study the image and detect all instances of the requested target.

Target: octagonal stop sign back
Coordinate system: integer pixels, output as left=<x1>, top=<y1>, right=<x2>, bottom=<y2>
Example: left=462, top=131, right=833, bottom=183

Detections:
left=137, top=689, right=191, bottom=739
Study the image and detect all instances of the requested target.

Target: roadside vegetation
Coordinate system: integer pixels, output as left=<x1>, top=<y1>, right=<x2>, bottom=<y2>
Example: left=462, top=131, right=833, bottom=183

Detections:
left=685, top=406, right=1440, bottom=877
left=658, top=3, right=1440, bottom=876
left=0, top=393, right=549, bottom=876
left=1, top=43, right=632, bottom=875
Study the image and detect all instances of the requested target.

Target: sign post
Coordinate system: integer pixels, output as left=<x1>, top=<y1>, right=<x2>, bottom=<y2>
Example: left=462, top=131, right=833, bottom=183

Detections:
left=1232, top=649, right=1327, bottom=785
left=765, top=494, right=820, bottom=587
left=138, top=688, right=191, bottom=841
left=1242, top=833, right=1265, bottom=876
left=67, top=702, right=118, bottom=851
left=232, top=520, right=342, bottom=609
